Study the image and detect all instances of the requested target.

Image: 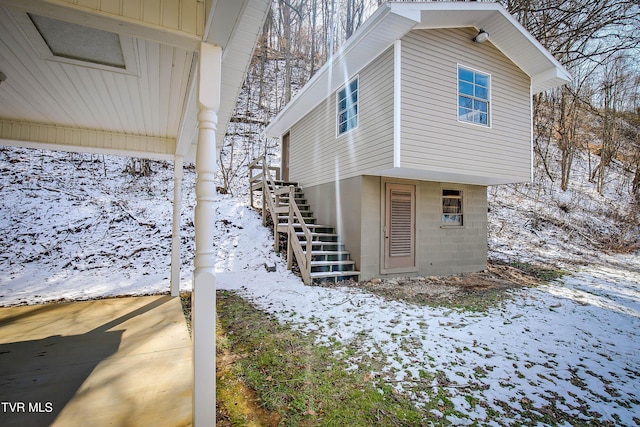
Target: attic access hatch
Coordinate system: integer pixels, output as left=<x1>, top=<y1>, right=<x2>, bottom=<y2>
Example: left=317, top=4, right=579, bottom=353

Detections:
left=16, top=11, right=138, bottom=75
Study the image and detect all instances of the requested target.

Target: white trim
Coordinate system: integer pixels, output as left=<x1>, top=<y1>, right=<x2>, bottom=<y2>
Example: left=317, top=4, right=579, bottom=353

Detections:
left=265, top=3, right=405, bottom=138
left=0, top=119, right=176, bottom=160
left=529, top=84, right=534, bottom=182
left=393, top=39, right=402, bottom=168
left=380, top=179, right=419, bottom=275
left=171, top=155, right=183, bottom=297
left=456, top=63, right=492, bottom=129
left=441, top=187, right=465, bottom=228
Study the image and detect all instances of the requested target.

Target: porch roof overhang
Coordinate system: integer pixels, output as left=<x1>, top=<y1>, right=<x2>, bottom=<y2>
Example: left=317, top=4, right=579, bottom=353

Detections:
left=0, top=0, right=270, bottom=163
left=265, top=1, right=571, bottom=139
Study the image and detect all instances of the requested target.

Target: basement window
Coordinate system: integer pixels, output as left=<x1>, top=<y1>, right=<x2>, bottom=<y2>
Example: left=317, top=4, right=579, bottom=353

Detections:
left=442, top=189, right=463, bottom=226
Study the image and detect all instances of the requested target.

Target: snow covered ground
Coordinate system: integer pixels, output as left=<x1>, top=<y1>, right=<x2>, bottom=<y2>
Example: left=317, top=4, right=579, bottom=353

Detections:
left=218, top=262, right=640, bottom=425
left=1, top=146, right=639, bottom=424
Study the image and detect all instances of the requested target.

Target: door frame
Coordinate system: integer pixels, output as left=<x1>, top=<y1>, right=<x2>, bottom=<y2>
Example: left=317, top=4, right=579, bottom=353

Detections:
left=382, top=181, right=417, bottom=272
left=281, top=131, right=290, bottom=181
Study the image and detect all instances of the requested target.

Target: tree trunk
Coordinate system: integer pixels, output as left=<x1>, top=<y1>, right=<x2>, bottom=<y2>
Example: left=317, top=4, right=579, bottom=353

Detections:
left=558, top=88, right=574, bottom=191
left=279, top=0, right=292, bottom=105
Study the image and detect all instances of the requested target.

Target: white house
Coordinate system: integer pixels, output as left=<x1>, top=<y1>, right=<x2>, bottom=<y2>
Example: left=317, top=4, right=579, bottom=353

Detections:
left=264, top=2, right=571, bottom=281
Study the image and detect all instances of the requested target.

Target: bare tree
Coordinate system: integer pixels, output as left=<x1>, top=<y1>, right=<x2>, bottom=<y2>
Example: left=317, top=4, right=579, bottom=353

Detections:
left=591, top=54, right=638, bottom=194
left=504, top=0, right=640, bottom=191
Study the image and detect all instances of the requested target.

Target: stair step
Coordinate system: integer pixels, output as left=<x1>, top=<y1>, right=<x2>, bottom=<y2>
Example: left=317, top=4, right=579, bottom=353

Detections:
left=311, top=250, right=351, bottom=256
left=310, top=260, right=355, bottom=267
left=272, top=180, right=299, bottom=187
left=278, top=216, right=316, bottom=222
left=291, top=223, right=333, bottom=230
left=296, top=232, right=339, bottom=241
left=309, top=271, right=360, bottom=280
left=280, top=200, right=309, bottom=207
left=300, top=241, right=345, bottom=247
left=275, top=204, right=311, bottom=211
left=277, top=224, right=334, bottom=234
left=278, top=207, right=312, bottom=213
left=279, top=219, right=317, bottom=226
left=273, top=197, right=305, bottom=204
left=250, top=163, right=360, bottom=285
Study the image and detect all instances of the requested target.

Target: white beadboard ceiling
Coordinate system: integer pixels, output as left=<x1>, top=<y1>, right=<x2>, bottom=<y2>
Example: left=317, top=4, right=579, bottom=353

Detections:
left=0, top=0, right=270, bottom=162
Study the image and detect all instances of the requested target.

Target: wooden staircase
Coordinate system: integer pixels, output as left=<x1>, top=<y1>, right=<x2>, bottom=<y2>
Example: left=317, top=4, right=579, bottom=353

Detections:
left=249, top=156, right=360, bottom=285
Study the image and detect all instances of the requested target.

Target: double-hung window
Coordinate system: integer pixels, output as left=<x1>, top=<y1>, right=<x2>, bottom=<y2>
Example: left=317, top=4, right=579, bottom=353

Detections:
left=337, top=76, right=358, bottom=136
left=458, top=66, right=490, bottom=126
left=442, top=189, right=463, bottom=226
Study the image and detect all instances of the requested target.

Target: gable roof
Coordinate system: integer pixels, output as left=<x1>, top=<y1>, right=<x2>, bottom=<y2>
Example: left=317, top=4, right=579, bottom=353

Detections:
left=265, top=1, right=571, bottom=138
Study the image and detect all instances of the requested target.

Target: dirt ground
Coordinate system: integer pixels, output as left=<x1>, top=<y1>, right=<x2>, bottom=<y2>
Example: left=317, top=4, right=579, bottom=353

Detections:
left=321, top=260, right=561, bottom=307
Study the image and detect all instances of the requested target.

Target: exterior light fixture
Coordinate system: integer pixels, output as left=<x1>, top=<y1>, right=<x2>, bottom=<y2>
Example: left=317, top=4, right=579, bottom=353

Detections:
left=473, top=29, right=489, bottom=43
left=0, top=71, right=6, bottom=85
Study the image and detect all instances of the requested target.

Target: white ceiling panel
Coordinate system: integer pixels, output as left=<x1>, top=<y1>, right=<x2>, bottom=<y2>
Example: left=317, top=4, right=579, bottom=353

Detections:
left=0, top=0, right=270, bottom=161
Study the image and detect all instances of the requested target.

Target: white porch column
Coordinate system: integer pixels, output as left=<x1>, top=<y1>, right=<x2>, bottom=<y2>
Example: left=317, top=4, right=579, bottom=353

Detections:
left=193, top=42, right=221, bottom=426
left=170, top=155, right=183, bottom=297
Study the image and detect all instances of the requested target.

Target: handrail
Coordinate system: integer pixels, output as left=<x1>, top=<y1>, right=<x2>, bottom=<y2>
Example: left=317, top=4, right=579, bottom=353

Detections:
left=248, top=155, right=280, bottom=209
left=286, top=185, right=312, bottom=285
left=249, top=156, right=313, bottom=285
left=261, top=159, right=280, bottom=230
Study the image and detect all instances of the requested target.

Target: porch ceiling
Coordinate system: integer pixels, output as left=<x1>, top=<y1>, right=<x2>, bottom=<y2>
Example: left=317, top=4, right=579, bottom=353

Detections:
left=0, top=0, right=270, bottom=162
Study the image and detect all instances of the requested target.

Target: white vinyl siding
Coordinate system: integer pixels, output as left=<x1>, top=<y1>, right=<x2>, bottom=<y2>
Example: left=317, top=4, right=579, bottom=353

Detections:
left=288, top=46, right=395, bottom=188
left=400, top=28, right=532, bottom=183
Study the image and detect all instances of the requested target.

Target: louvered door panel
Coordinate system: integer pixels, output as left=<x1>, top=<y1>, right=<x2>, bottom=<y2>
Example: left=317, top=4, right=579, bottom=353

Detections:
left=390, top=192, right=412, bottom=256
left=385, top=184, right=416, bottom=269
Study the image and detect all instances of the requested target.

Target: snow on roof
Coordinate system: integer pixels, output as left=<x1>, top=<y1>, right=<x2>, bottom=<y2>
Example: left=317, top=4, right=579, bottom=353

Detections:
left=265, top=1, right=571, bottom=138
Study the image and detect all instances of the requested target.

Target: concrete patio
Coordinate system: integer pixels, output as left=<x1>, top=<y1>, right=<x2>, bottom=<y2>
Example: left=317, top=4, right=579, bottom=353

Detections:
left=0, top=295, right=192, bottom=427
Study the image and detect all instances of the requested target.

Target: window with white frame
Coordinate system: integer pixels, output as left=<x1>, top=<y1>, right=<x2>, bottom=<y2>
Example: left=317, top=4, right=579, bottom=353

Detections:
left=458, top=66, right=490, bottom=126
left=337, top=76, right=358, bottom=136
left=442, top=189, right=463, bottom=226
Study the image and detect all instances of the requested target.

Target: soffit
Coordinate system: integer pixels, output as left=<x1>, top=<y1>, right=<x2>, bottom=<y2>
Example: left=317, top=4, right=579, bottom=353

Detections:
left=160, top=0, right=273, bottom=161
left=405, top=2, right=571, bottom=94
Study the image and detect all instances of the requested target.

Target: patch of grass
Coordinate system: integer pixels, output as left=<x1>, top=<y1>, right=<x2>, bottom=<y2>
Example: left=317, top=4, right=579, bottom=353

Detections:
left=507, top=261, right=565, bottom=283
left=217, top=290, right=441, bottom=426
left=424, top=288, right=517, bottom=312
left=179, top=291, right=192, bottom=335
